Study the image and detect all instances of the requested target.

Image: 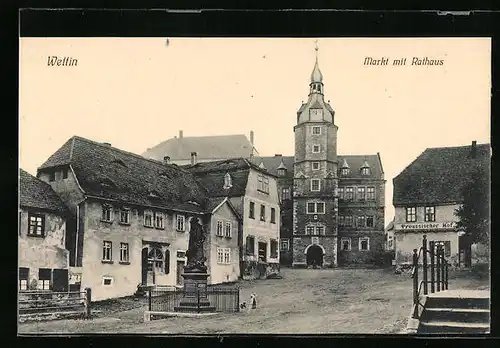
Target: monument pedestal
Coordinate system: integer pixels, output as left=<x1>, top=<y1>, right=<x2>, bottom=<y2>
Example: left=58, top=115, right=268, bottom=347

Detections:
left=174, top=271, right=216, bottom=313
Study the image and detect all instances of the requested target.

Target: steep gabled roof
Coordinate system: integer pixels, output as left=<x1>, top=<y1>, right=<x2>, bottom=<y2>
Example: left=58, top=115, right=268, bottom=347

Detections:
left=393, top=143, right=491, bottom=206
left=250, top=155, right=294, bottom=177
left=338, top=155, right=383, bottom=179
left=19, top=169, right=68, bottom=213
left=38, top=136, right=209, bottom=213
left=141, top=134, right=256, bottom=161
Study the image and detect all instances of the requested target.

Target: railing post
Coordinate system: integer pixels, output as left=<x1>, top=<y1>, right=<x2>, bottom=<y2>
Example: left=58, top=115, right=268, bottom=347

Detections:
left=422, top=235, right=428, bottom=295
left=148, top=288, right=152, bottom=311
left=197, top=288, right=201, bottom=313
left=429, top=241, right=435, bottom=293
left=412, top=249, right=419, bottom=319
left=436, top=244, right=441, bottom=292
left=85, top=287, right=91, bottom=319
left=440, top=247, right=446, bottom=291
left=236, top=287, right=240, bottom=312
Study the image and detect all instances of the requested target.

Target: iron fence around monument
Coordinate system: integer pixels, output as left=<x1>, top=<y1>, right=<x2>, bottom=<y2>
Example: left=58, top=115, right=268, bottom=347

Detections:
left=148, top=286, right=240, bottom=313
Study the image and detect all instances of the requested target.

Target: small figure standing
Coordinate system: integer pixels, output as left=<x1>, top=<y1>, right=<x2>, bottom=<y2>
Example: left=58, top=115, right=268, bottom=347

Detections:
left=250, top=293, right=257, bottom=309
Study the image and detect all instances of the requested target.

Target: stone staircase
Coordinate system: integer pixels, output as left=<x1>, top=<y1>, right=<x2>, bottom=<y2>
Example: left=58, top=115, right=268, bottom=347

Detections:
left=417, top=290, right=490, bottom=334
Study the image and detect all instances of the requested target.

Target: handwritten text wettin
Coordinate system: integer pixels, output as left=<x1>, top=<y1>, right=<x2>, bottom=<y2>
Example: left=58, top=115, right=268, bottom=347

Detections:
left=364, top=56, right=444, bottom=67
left=47, top=56, right=78, bottom=67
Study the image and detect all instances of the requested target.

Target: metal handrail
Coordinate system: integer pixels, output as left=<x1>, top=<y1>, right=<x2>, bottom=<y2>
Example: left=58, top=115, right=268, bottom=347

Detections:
left=411, top=235, right=450, bottom=319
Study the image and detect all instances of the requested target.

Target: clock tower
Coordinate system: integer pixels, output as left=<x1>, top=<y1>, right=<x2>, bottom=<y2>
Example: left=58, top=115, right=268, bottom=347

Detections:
left=292, top=43, right=339, bottom=268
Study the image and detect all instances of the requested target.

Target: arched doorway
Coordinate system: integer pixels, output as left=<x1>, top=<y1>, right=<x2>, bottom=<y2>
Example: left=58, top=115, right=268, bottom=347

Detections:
left=306, top=244, right=324, bottom=267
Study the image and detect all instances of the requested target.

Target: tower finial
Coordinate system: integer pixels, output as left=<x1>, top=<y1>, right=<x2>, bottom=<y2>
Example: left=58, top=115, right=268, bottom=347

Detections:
left=314, top=39, right=319, bottom=59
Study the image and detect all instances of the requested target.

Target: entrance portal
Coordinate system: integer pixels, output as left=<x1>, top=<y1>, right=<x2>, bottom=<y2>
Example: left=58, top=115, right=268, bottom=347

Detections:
left=306, top=244, right=324, bottom=267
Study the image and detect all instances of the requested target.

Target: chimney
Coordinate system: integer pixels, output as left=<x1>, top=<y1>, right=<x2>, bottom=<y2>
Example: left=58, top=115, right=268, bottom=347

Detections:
left=471, top=140, right=477, bottom=158
left=250, top=130, right=254, bottom=145
left=191, top=152, right=198, bottom=165
left=179, top=130, right=183, bottom=139
left=275, top=154, right=282, bottom=157
left=102, top=142, right=111, bottom=147
left=163, top=156, right=170, bottom=165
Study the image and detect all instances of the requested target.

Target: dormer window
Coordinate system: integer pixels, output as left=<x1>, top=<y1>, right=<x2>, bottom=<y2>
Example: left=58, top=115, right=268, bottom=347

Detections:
left=341, top=168, right=350, bottom=176
left=360, top=160, right=371, bottom=176
left=277, top=168, right=286, bottom=177
left=223, top=173, right=233, bottom=189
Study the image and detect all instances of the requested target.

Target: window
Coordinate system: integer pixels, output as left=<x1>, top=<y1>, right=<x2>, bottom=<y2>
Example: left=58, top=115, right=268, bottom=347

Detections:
left=102, top=241, right=112, bottom=262
left=258, top=242, right=267, bottom=262
left=366, top=216, right=374, bottom=228
left=338, top=215, right=345, bottom=226
left=103, top=277, right=113, bottom=286
left=270, top=208, right=276, bottom=224
left=102, top=205, right=113, bottom=222
left=341, top=238, right=351, bottom=251
left=217, top=248, right=231, bottom=264
left=217, top=248, right=224, bottom=263
left=257, top=174, right=270, bottom=194
left=312, top=145, right=321, bottom=153
left=260, top=205, right=266, bottom=221
left=277, top=168, right=287, bottom=177
left=216, top=221, right=223, bottom=236
left=280, top=239, right=289, bottom=251
left=176, top=214, right=185, bottom=231
left=154, top=212, right=164, bottom=229
left=338, top=187, right=345, bottom=200
left=406, top=207, right=417, bottom=222
left=120, top=243, right=129, bottom=263
left=249, top=202, right=255, bottom=219
left=345, top=216, right=353, bottom=227
left=357, top=187, right=366, bottom=200
left=28, top=213, right=45, bottom=237
left=424, top=206, right=436, bottom=222
left=435, top=241, right=451, bottom=257
left=311, top=179, right=321, bottom=191
left=361, top=167, right=371, bottom=175
left=341, top=168, right=350, bottom=176
left=246, top=236, right=255, bottom=255
left=359, top=237, right=370, bottom=251
left=307, top=202, right=325, bottom=214
left=312, top=162, right=320, bottom=170
left=19, top=267, right=29, bottom=291
left=148, top=247, right=164, bottom=271
left=356, top=216, right=366, bottom=228
left=49, top=172, right=55, bottom=182
left=224, top=222, right=232, bottom=237
left=367, top=187, right=376, bottom=200
left=270, top=239, right=278, bottom=258
left=119, top=209, right=130, bottom=224
left=62, top=168, right=68, bottom=179
left=281, top=187, right=291, bottom=201
left=143, top=210, right=153, bottom=227
left=305, top=226, right=315, bottom=235
left=316, top=226, right=325, bottom=235
left=345, top=187, right=354, bottom=200
left=312, top=126, right=321, bottom=135
left=38, top=268, right=52, bottom=290
left=223, top=249, right=231, bottom=264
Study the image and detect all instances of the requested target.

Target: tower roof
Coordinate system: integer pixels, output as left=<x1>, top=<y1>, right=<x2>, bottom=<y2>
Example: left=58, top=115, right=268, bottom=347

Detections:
left=310, top=41, right=323, bottom=83
left=310, top=58, right=323, bottom=83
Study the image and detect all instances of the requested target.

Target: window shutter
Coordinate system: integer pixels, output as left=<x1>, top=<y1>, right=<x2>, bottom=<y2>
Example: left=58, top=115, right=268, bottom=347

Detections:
left=53, top=269, right=69, bottom=292
left=39, top=268, right=52, bottom=280
left=165, top=250, right=170, bottom=274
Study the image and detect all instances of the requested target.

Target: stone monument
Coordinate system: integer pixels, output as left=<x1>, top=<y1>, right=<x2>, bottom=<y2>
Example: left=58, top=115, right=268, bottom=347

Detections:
left=174, top=218, right=216, bottom=313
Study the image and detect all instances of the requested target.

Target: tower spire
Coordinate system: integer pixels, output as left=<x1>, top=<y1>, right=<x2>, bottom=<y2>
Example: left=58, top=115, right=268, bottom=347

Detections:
left=310, top=39, right=323, bottom=93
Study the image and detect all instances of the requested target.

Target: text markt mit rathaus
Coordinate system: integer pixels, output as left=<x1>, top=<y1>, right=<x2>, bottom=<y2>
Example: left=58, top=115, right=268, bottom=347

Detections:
left=364, top=56, right=445, bottom=66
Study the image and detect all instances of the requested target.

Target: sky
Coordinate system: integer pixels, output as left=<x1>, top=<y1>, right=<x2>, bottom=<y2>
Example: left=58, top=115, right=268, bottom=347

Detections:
left=19, top=37, right=491, bottom=224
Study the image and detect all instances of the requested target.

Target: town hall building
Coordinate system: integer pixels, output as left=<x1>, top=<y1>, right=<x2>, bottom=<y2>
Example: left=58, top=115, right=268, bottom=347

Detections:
left=252, top=47, right=386, bottom=268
